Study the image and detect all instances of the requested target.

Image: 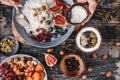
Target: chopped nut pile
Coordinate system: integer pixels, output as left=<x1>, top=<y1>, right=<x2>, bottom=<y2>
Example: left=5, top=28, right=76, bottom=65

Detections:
left=0, top=37, right=16, bottom=53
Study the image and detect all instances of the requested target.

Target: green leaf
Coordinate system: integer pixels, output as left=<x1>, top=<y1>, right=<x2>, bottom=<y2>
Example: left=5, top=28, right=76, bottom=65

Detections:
left=110, top=15, right=114, bottom=20
left=102, top=9, right=106, bottom=13
left=102, top=17, right=107, bottom=23
left=97, top=12, right=104, bottom=16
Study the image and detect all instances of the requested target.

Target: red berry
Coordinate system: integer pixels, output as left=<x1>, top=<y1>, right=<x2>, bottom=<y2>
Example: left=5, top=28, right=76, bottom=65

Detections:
left=36, top=28, right=40, bottom=32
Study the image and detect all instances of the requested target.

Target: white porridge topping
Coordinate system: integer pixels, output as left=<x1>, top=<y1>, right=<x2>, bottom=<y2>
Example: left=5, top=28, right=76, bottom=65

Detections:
left=71, top=6, right=88, bottom=23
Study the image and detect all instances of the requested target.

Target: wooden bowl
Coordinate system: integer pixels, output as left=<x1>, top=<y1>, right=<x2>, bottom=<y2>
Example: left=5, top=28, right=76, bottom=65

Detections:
left=66, top=3, right=90, bottom=25
left=60, top=54, right=84, bottom=78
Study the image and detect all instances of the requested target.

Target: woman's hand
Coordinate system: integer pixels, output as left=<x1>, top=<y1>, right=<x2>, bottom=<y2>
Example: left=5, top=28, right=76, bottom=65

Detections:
left=76, top=0, right=100, bottom=25
left=0, top=0, right=22, bottom=7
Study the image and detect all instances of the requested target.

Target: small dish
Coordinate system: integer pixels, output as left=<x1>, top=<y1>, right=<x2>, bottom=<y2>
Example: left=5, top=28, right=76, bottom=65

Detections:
left=75, top=26, right=102, bottom=53
left=66, top=3, right=90, bottom=25
left=60, top=54, right=84, bottom=78
left=0, top=35, right=19, bottom=56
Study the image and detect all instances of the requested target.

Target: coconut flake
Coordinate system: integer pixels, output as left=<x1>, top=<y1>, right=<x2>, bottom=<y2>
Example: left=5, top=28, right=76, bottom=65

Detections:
left=71, top=6, right=87, bottom=23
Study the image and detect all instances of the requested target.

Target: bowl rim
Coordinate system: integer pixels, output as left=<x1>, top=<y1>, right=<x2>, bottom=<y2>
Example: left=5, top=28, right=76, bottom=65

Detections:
left=75, top=26, right=102, bottom=53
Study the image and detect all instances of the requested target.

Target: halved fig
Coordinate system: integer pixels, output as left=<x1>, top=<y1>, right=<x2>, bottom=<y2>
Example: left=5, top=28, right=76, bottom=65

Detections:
left=50, top=6, right=63, bottom=13
left=62, top=4, right=70, bottom=16
left=53, top=14, right=67, bottom=26
left=55, top=0, right=65, bottom=6
left=45, top=53, right=57, bottom=67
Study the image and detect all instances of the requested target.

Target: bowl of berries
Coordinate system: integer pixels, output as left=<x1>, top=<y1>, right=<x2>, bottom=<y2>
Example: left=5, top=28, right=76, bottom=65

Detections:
left=12, top=0, right=74, bottom=48
left=60, top=54, right=84, bottom=78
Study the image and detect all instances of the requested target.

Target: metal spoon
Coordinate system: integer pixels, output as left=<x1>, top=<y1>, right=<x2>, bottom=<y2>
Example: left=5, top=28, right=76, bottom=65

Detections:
left=14, top=3, right=30, bottom=28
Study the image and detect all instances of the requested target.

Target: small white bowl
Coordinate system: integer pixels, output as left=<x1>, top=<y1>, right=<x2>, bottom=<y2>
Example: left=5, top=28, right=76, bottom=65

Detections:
left=75, top=27, right=102, bottom=53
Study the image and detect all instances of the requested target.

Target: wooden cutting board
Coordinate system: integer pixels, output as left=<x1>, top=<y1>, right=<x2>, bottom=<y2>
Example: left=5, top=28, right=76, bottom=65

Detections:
left=12, top=22, right=29, bottom=45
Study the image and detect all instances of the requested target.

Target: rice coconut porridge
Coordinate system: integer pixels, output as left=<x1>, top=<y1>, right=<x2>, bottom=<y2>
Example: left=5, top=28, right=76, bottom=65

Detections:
left=22, top=0, right=69, bottom=42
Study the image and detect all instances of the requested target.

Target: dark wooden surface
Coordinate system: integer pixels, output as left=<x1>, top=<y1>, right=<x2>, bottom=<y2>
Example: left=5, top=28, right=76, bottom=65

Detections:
left=0, top=0, right=120, bottom=80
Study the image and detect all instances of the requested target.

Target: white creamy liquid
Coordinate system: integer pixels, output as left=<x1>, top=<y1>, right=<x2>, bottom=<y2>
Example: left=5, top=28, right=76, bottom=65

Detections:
left=71, top=6, right=87, bottom=23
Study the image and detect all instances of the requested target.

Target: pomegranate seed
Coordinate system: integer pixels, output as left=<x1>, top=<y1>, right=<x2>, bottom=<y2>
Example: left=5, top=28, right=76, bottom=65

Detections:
left=36, top=28, right=40, bottom=32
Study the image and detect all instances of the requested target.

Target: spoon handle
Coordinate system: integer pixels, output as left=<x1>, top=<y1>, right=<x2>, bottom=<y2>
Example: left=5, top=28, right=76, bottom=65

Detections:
left=14, top=3, right=19, bottom=12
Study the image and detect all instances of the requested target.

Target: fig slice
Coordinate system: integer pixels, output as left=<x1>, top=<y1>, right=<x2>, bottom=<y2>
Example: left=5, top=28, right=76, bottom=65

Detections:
left=55, top=0, right=66, bottom=6
left=50, top=6, right=63, bottom=13
left=53, top=14, right=67, bottom=27
left=44, top=53, right=57, bottom=67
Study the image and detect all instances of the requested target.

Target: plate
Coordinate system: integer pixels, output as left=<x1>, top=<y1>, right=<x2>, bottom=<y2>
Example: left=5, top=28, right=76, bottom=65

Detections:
left=0, top=54, right=47, bottom=80
left=12, top=0, right=74, bottom=48
left=0, top=35, right=19, bottom=56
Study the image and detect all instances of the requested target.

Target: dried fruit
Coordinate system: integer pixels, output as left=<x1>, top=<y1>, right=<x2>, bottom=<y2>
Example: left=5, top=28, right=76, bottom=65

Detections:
left=53, top=14, right=67, bottom=26
left=91, top=53, right=97, bottom=58
left=102, top=54, right=108, bottom=60
left=106, top=71, right=112, bottom=77
left=39, top=71, right=45, bottom=80
left=45, top=53, right=57, bottom=67
left=35, top=63, right=44, bottom=72
left=55, top=0, right=65, bottom=6
left=88, top=67, right=94, bottom=72
left=47, top=48, right=54, bottom=52
left=62, top=4, right=69, bottom=16
left=26, top=76, right=33, bottom=80
left=65, top=57, right=80, bottom=71
left=32, top=72, right=41, bottom=80
left=60, top=50, right=65, bottom=55
left=50, top=6, right=63, bottom=13
left=82, top=73, right=87, bottom=79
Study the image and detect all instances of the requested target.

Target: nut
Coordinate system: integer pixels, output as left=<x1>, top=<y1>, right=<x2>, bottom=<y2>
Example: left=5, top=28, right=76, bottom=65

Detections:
left=91, top=54, right=97, bottom=58
left=47, top=48, right=54, bottom=52
left=102, top=54, right=108, bottom=60
left=82, top=73, right=87, bottom=79
left=7, top=58, right=14, bottom=65
left=88, top=67, right=94, bottom=72
left=32, top=60, right=38, bottom=66
left=114, top=41, right=120, bottom=46
left=60, top=50, right=65, bottom=55
left=14, top=57, right=19, bottom=63
left=21, top=57, right=25, bottom=61
left=106, top=71, right=112, bottom=77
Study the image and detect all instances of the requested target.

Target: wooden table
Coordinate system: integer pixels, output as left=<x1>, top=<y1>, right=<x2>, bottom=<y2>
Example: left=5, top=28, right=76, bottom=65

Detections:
left=0, top=0, right=120, bottom=80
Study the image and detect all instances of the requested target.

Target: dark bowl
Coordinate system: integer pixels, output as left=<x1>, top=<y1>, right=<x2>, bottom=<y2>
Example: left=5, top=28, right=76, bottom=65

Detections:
left=12, top=0, right=74, bottom=48
left=0, top=35, right=19, bottom=56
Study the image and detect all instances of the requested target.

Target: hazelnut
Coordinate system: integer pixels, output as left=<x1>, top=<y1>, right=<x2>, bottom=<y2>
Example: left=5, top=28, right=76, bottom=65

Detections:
left=42, top=5, right=46, bottom=11
left=114, top=41, right=120, bottom=46
left=106, top=71, right=112, bottom=77
left=60, top=50, right=65, bottom=55
left=47, top=48, right=54, bottom=52
left=40, top=20, right=43, bottom=24
left=82, top=73, right=87, bottom=79
left=42, top=17, right=46, bottom=21
left=33, top=13, right=37, bottom=17
left=88, top=67, right=94, bottom=72
left=91, top=54, right=97, bottom=58
left=102, top=54, right=108, bottom=60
